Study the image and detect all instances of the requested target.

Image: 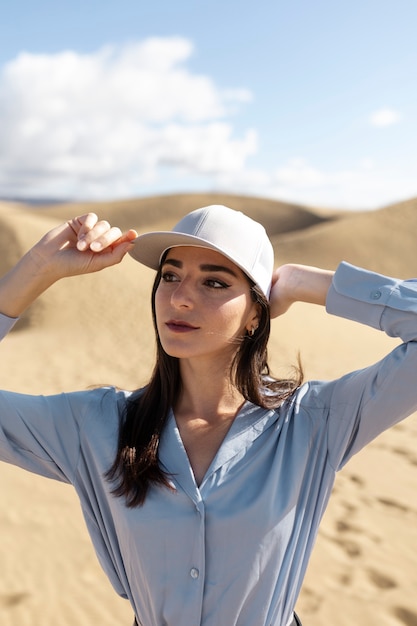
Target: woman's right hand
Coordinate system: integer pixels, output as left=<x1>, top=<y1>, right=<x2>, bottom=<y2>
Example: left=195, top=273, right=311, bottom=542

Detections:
left=29, top=213, right=138, bottom=281
left=0, top=213, right=138, bottom=318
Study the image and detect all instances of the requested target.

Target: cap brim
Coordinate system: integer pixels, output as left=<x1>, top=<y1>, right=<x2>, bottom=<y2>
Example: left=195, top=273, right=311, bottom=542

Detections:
left=129, top=231, right=236, bottom=271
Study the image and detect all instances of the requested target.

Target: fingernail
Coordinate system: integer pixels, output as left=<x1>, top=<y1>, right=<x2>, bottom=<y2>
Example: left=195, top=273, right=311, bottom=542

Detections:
left=77, top=239, right=87, bottom=251
left=90, top=241, right=103, bottom=252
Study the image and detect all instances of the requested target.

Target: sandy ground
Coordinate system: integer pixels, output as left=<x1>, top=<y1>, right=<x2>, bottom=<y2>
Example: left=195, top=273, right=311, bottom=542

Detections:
left=0, top=195, right=416, bottom=626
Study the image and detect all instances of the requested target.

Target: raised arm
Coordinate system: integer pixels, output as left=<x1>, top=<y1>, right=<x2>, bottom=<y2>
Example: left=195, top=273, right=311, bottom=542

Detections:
left=0, top=213, right=137, bottom=318
left=269, top=263, right=334, bottom=318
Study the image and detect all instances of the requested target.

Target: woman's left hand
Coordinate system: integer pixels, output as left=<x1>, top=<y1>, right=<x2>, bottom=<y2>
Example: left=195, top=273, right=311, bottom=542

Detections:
left=269, top=264, right=334, bottom=319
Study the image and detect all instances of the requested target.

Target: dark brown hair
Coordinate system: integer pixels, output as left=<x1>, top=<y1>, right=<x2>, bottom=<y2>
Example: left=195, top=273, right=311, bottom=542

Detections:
left=106, top=260, right=303, bottom=506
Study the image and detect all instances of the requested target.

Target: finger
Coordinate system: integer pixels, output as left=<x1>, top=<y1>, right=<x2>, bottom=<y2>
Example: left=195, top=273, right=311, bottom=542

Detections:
left=117, top=229, right=138, bottom=244
left=70, top=213, right=99, bottom=239
left=90, top=228, right=138, bottom=252
left=105, top=238, right=138, bottom=264
left=89, top=226, right=124, bottom=252
left=82, top=237, right=139, bottom=272
left=77, top=219, right=113, bottom=251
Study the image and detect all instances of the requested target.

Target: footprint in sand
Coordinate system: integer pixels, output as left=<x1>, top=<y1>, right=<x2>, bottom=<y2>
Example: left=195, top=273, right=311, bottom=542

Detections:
left=335, top=519, right=352, bottom=533
left=0, top=591, right=29, bottom=607
left=377, top=497, right=409, bottom=513
left=366, top=567, right=397, bottom=590
left=349, top=474, right=365, bottom=487
left=392, top=606, right=417, bottom=626
left=334, top=537, right=362, bottom=558
left=332, top=502, right=364, bottom=558
left=300, top=586, right=322, bottom=613
left=392, top=447, right=417, bottom=466
left=338, top=572, right=352, bottom=586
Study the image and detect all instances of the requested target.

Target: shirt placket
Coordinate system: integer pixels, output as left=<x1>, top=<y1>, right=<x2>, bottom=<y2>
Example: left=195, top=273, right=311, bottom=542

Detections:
left=186, top=499, right=206, bottom=621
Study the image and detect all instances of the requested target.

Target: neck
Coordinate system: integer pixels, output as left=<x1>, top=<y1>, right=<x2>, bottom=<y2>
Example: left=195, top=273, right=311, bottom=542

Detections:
left=175, top=357, right=245, bottom=423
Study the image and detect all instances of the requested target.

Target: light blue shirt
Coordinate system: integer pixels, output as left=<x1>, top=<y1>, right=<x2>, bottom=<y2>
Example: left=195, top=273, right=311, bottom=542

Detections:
left=1, top=262, right=417, bottom=626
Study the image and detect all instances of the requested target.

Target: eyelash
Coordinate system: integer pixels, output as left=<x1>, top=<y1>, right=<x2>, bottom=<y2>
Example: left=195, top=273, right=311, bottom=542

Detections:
left=205, top=279, right=230, bottom=289
left=161, top=272, right=230, bottom=289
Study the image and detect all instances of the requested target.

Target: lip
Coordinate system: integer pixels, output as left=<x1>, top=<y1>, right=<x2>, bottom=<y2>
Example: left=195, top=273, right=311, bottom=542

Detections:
left=165, top=319, right=199, bottom=333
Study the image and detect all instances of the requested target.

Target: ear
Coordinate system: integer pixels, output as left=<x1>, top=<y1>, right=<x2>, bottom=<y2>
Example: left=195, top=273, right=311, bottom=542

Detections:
left=245, top=303, right=261, bottom=335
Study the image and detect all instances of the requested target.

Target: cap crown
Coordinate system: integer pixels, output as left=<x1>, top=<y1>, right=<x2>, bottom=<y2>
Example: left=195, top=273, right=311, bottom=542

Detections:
left=129, top=205, right=274, bottom=297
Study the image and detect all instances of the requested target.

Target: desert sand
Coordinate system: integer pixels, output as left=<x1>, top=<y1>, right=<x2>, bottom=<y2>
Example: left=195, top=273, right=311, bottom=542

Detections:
left=0, top=193, right=416, bottom=626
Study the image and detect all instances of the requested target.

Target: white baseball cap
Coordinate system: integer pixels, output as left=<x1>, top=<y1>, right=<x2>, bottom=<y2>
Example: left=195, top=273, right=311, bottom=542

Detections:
left=129, top=205, right=274, bottom=298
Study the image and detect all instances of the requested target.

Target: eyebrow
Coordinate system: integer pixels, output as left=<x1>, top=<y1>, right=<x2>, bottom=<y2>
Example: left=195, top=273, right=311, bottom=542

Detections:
left=162, top=258, right=239, bottom=278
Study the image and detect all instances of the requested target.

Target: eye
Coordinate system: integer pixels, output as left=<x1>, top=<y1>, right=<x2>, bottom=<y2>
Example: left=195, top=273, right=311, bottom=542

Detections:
left=161, top=271, right=179, bottom=283
left=204, top=278, right=230, bottom=289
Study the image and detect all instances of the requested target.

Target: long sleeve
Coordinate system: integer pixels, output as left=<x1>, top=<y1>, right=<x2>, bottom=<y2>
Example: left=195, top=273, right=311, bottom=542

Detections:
left=0, top=311, right=80, bottom=481
left=326, top=261, right=417, bottom=342
left=0, top=389, right=87, bottom=482
left=319, top=262, right=417, bottom=469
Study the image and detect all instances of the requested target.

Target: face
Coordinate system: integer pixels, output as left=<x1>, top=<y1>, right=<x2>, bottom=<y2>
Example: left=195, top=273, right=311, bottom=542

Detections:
left=154, top=246, right=260, bottom=364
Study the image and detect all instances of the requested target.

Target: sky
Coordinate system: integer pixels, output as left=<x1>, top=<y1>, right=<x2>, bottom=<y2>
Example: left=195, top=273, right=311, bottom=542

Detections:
left=0, top=0, right=416, bottom=209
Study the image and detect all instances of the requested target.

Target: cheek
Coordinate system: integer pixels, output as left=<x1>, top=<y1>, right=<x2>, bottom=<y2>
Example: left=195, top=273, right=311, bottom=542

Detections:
left=154, top=284, right=166, bottom=309
left=216, top=299, right=253, bottom=333
left=153, top=288, right=165, bottom=330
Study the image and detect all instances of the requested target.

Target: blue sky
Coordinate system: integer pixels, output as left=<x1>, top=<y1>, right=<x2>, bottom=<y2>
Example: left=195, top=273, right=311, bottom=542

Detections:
left=1, top=0, right=416, bottom=209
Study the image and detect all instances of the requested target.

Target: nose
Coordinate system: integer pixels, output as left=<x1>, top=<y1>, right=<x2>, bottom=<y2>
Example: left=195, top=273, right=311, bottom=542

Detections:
left=170, top=278, right=194, bottom=309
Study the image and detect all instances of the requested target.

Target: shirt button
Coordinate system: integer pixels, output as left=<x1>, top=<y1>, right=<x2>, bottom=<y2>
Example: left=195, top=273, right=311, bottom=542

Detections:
left=190, top=567, right=200, bottom=579
left=370, top=289, right=382, bottom=300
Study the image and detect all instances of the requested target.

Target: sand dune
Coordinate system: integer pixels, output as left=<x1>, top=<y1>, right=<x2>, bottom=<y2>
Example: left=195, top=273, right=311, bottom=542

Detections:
left=275, top=196, right=417, bottom=276
left=33, top=192, right=332, bottom=235
left=0, top=193, right=416, bottom=625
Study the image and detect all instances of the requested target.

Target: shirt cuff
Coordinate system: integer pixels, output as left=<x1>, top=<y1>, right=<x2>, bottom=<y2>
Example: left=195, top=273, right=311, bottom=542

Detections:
left=0, top=313, right=19, bottom=340
left=325, top=261, right=400, bottom=330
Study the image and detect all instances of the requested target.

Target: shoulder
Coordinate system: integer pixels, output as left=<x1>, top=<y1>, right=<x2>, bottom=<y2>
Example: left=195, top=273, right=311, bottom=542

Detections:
left=288, top=380, right=333, bottom=407
left=64, top=386, right=134, bottom=430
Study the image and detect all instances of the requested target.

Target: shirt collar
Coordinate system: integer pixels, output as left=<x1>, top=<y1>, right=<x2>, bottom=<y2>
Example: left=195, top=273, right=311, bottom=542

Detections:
left=158, top=403, right=280, bottom=502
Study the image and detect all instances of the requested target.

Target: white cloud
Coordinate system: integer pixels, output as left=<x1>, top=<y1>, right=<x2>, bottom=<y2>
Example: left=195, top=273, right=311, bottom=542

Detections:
left=369, top=108, right=401, bottom=127
left=0, top=40, right=414, bottom=209
left=273, top=158, right=326, bottom=186
left=359, top=158, right=375, bottom=170
left=0, top=38, right=254, bottom=199
left=213, top=158, right=417, bottom=210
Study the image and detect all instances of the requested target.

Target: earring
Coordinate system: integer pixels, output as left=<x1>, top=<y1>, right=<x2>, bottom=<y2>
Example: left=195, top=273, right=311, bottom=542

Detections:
left=249, top=326, right=257, bottom=337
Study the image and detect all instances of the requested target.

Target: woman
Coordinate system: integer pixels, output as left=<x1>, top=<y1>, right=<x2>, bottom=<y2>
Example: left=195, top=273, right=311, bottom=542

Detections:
left=0, top=204, right=416, bottom=626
